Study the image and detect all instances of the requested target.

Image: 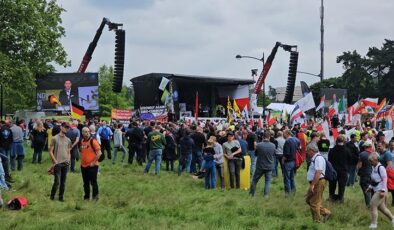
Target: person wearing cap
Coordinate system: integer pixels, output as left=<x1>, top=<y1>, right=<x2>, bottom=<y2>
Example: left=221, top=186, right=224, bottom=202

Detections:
left=366, top=152, right=394, bottom=229
left=223, top=131, right=242, bottom=189
left=346, top=133, right=360, bottom=187
left=49, top=122, right=72, bottom=201
left=357, top=140, right=374, bottom=207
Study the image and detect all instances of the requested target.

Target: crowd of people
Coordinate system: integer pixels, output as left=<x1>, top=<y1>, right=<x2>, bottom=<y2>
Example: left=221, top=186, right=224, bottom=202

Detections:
left=1, top=116, right=394, bottom=228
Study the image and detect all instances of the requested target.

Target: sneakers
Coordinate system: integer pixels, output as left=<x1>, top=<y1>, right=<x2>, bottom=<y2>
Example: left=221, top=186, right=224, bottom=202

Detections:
left=368, top=224, right=377, bottom=229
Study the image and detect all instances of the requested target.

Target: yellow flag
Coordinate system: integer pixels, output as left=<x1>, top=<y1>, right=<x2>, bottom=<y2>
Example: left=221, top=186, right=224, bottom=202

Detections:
left=233, top=99, right=241, bottom=118
left=227, top=96, right=233, bottom=122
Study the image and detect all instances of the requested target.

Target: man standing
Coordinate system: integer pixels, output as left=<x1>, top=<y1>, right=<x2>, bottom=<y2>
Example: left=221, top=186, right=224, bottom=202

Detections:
left=0, top=120, right=14, bottom=183
left=125, top=122, right=145, bottom=165
left=282, top=129, right=300, bottom=196
left=305, top=142, right=331, bottom=223
left=10, top=121, right=24, bottom=171
left=66, top=120, right=80, bottom=172
left=144, top=126, right=166, bottom=175
left=49, top=122, right=72, bottom=201
left=191, top=127, right=206, bottom=173
left=97, top=121, right=113, bottom=160
left=346, top=134, right=359, bottom=187
left=357, top=140, right=374, bottom=207
left=249, top=131, right=276, bottom=198
left=79, top=127, right=102, bottom=201
left=59, top=80, right=79, bottom=106
left=328, top=135, right=351, bottom=203
left=223, top=131, right=242, bottom=189
left=246, top=126, right=257, bottom=177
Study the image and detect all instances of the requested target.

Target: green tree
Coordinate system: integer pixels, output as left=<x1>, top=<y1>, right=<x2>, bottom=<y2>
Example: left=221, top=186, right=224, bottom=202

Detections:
left=257, top=92, right=271, bottom=107
left=0, top=0, right=70, bottom=114
left=310, top=40, right=394, bottom=104
left=98, top=65, right=133, bottom=117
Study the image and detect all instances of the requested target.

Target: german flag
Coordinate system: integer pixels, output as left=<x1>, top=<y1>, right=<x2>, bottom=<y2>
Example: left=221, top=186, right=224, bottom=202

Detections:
left=48, top=95, right=61, bottom=105
left=71, top=103, right=84, bottom=120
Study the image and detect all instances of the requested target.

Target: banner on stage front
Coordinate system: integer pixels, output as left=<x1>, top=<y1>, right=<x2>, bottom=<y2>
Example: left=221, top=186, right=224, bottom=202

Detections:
left=111, top=108, right=132, bottom=121
left=140, top=105, right=168, bottom=122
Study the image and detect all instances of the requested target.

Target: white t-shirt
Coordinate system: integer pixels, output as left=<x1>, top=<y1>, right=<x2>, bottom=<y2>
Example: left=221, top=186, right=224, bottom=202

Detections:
left=307, top=153, right=326, bottom=182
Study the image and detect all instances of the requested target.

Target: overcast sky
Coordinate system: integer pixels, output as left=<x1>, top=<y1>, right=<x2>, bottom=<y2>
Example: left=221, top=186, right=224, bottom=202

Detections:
left=55, top=0, right=394, bottom=90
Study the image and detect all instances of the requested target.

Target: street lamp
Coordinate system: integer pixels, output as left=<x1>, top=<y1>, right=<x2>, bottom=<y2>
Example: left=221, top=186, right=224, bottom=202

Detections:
left=235, top=53, right=266, bottom=119
left=297, top=71, right=321, bottom=79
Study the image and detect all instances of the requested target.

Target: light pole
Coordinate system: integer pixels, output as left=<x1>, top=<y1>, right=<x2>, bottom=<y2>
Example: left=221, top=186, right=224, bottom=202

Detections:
left=297, top=71, right=321, bottom=79
left=236, top=53, right=266, bottom=118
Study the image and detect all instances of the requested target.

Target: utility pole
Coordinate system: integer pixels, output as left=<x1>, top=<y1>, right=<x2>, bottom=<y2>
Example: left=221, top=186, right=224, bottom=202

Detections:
left=320, top=0, right=324, bottom=82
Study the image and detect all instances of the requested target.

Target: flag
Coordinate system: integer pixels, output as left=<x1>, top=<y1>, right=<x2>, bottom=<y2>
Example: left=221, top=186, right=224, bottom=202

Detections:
left=290, top=105, right=302, bottom=124
left=158, top=77, right=170, bottom=91
left=266, top=110, right=271, bottom=124
left=316, top=95, right=325, bottom=111
left=347, top=106, right=353, bottom=123
left=386, top=115, right=393, bottom=130
left=328, top=94, right=338, bottom=118
left=71, top=103, right=84, bottom=120
left=254, top=42, right=281, bottom=94
left=161, top=89, right=170, bottom=103
left=338, top=96, right=345, bottom=113
left=295, top=92, right=315, bottom=112
left=268, top=115, right=276, bottom=126
left=300, top=81, right=311, bottom=97
left=195, top=92, right=199, bottom=121
left=375, top=98, right=387, bottom=114
left=48, top=95, right=61, bottom=105
left=233, top=99, right=241, bottom=118
left=257, top=116, right=263, bottom=128
left=361, top=98, right=379, bottom=108
left=227, top=96, right=233, bottom=122
left=242, top=104, right=249, bottom=120
left=316, top=123, right=323, bottom=132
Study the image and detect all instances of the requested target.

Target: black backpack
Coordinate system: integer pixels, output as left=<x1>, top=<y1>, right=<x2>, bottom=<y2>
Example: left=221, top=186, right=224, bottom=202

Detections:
left=313, top=155, right=337, bottom=182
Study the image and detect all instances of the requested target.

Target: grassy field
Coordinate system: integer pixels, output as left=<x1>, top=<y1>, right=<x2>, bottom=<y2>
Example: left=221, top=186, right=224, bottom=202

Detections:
left=0, top=145, right=392, bottom=230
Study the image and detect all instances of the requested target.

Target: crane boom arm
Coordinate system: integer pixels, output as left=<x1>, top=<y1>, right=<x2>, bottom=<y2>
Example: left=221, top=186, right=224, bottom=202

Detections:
left=77, top=17, right=110, bottom=73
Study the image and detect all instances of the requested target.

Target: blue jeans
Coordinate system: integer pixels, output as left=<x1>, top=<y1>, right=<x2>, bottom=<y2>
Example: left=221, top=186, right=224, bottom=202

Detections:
left=0, top=148, right=10, bottom=179
left=0, top=158, right=8, bottom=190
left=144, top=149, right=162, bottom=175
left=191, top=150, right=203, bottom=173
left=283, top=161, right=296, bottom=195
left=204, top=163, right=216, bottom=189
left=248, top=150, right=256, bottom=177
left=112, top=146, right=127, bottom=164
left=178, top=152, right=192, bottom=175
left=347, top=164, right=357, bottom=186
left=249, top=169, right=272, bottom=196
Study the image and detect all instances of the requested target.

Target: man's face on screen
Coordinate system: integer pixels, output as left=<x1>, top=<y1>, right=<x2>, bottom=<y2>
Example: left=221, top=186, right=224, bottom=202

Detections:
left=64, top=80, right=72, bottom=91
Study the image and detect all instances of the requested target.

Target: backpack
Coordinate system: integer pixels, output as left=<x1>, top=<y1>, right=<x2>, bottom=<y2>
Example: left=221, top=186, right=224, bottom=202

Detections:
left=313, top=155, right=337, bottom=182
left=99, top=126, right=110, bottom=140
left=295, top=150, right=304, bottom=169
left=79, top=137, right=104, bottom=162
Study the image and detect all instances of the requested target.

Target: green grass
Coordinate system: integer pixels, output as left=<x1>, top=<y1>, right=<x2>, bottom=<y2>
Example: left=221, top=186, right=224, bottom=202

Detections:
left=0, top=146, right=393, bottom=229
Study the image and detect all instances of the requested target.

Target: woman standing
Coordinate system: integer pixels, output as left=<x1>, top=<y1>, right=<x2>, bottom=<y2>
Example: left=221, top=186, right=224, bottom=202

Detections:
left=164, top=129, right=177, bottom=171
left=30, top=121, right=47, bottom=164
left=367, top=152, right=394, bottom=229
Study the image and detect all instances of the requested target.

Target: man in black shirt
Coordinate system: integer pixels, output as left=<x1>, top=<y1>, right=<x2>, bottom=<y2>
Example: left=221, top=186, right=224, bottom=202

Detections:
left=346, top=134, right=359, bottom=187
left=246, top=127, right=257, bottom=176
left=357, top=140, right=374, bottom=207
left=125, top=122, right=145, bottom=165
left=0, top=120, right=14, bottom=183
left=191, top=127, right=206, bottom=173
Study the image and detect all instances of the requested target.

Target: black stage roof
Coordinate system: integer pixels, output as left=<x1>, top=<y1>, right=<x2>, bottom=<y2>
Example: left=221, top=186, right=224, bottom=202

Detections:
left=131, top=73, right=254, bottom=85
left=130, top=73, right=254, bottom=118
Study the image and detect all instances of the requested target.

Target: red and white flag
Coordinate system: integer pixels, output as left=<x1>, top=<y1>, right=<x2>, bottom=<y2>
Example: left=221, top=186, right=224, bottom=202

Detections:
left=361, top=98, right=379, bottom=108
left=290, top=105, right=303, bottom=124
left=315, top=95, right=325, bottom=111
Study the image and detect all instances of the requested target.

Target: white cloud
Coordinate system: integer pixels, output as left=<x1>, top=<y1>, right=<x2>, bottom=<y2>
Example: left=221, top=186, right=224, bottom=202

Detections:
left=55, top=0, right=394, bottom=90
